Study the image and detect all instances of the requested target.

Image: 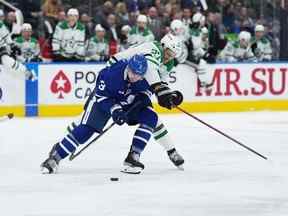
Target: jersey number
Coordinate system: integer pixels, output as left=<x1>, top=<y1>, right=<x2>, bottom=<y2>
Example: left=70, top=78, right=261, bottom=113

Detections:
left=98, top=80, right=106, bottom=91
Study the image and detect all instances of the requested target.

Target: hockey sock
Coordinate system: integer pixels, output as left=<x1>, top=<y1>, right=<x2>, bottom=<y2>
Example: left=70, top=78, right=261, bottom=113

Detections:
left=131, top=124, right=154, bottom=155
left=153, top=119, right=175, bottom=152
left=53, top=124, right=96, bottom=160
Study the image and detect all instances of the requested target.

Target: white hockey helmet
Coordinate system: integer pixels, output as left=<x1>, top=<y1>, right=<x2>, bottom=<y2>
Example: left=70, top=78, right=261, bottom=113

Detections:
left=67, top=8, right=79, bottom=16
left=22, top=23, right=32, bottom=31
left=170, top=19, right=184, bottom=35
left=255, top=24, right=265, bottom=32
left=192, top=12, right=203, bottom=23
left=239, top=31, right=251, bottom=42
left=95, top=24, right=105, bottom=32
left=121, top=25, right=131, bottom=32
left=161, top=33, right=182, bottom=58
left=137, top=14, right=148, bottom=23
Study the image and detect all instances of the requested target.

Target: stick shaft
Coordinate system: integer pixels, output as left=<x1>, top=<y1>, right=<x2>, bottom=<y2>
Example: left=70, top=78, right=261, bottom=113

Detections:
left=69, top=101, right=142, bottom=161
left=176, top=107, right=268, bottom=160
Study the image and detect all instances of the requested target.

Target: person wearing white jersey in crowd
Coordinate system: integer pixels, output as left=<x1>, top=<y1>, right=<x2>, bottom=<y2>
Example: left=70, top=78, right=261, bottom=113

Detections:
left=85, top=24, right=109, bottom=62
left=52, top=8, right=85, bottom=62
left=127, top=14, right=155, bottom=47
left=0, top=18, right=35, bottom=80
left=251, top=24, right=272, bottom=62
left=14, top=23, right=41, bottom=63
left=219, top=31, right=257, bottom=62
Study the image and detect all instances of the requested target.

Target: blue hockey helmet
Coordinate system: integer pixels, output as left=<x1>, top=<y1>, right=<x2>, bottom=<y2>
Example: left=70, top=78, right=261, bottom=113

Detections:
left=128, top=54, right=148, bottom=76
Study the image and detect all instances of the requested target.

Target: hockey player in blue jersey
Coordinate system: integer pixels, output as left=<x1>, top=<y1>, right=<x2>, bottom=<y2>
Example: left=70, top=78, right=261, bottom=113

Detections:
left=41, top=54, right=158, bottom=174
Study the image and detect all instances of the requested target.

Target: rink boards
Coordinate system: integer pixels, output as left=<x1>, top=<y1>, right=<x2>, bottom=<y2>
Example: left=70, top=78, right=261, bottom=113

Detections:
left=1, top=62, right=288, bottom=116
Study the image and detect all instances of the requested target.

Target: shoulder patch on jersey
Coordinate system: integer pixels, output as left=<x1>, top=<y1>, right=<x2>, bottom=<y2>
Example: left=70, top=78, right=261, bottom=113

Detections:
left=58, top=21, right=69, bottom=29
left=31, top=37, right=38, bottom=43
left=165, top=59, right=175, bottom=72
left=260, top=37, right=270, bottom=44
left=15, top=36, right=24, bottom=43
left=76, top=21, right=85, bottom=31
left=129, top=26, right=138, bottom=35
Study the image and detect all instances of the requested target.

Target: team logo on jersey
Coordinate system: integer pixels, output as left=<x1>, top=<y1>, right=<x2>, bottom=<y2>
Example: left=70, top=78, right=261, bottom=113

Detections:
left=50, top=70, right=72, bottom=99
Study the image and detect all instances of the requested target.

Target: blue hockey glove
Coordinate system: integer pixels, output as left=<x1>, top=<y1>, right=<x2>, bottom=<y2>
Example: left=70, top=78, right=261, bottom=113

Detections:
left=111, top=105, right=127, bottom=125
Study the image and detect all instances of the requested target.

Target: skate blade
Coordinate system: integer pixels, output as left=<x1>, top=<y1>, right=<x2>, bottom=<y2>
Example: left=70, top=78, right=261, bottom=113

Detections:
left=41, top=166, right=57, bottom=174
left=121, top=166, right=143, bottom=174
left=177, top=165, right=184, bottom=171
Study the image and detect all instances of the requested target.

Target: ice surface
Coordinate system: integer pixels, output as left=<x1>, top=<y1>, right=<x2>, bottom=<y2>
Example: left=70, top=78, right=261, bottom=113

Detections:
left=0, top=112, right=288, bottom=216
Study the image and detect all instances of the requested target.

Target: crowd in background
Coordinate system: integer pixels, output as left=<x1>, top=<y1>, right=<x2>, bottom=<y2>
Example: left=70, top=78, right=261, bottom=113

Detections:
left=0, top=0, right=284, bottom=63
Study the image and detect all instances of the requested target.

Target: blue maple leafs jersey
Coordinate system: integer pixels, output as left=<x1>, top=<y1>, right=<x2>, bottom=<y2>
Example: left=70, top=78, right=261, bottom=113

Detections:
left=94, top=59, right=151, bottom=113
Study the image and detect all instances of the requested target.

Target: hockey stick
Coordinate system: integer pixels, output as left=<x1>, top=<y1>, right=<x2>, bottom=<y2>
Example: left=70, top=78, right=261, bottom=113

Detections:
left=69, top=101, right=142, bottom=161
left=176, top=107, right=268, bottom=160
left=0, top=113, right=14, bottom=122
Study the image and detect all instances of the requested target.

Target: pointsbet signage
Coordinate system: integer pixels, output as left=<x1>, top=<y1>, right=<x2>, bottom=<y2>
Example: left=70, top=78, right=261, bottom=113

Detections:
left=0, top=62, right=288, bottom=116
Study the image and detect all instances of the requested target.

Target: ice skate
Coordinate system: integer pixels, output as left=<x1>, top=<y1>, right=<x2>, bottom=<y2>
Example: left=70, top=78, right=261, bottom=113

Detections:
left=41, top=157, right=58, bottom=174
left=121, top=151, right=144, bottom=174
left=167, top=148, right=184, bottom=170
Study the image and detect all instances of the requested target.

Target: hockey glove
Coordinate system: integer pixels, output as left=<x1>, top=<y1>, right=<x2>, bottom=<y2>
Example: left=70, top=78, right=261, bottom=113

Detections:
left=10, top=44, right=21, bottom=58
left=111, top=105, right=127, bottom=125
left=152, top=83, right=183, bottom=110
left=170, top=90, right=183, bottom=107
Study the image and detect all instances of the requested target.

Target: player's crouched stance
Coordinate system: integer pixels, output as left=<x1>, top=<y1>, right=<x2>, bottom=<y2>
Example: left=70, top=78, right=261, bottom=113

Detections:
left=41, top=54, right=157, bottom=174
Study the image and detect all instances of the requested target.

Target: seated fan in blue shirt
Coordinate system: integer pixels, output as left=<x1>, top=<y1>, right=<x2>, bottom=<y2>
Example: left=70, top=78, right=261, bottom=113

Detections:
left=41, top=54, right=158, bottom=174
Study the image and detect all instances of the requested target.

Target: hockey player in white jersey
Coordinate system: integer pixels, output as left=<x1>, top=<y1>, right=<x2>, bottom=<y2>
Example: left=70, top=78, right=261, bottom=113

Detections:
left=107, top=33, right=185, bottom=172
left=14, top=23, right=41, bottom=63
left=251, top=24, right=272, bottom=62
left=127, top=14, right=155, bottom=47
left=52, top=8, right=85, bottom=62
left=85, top=24, right=109, bottom=62
left=173, top=13, right=216, bottom=88
left=219, top=31, right=257, bottom=62
left=0, top=19, right=35, bottom=80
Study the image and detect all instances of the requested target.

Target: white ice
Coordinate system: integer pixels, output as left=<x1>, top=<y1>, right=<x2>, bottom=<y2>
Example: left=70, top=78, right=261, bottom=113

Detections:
left=1, top=112, right=288, bottom=216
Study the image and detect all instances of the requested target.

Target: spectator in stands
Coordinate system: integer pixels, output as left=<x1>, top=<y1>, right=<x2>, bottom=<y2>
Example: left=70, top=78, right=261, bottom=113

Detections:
left=14, top=23, right=41, bottom=63
left=42, top=0, right=63, bottom=27
left=105, top=13, right=120, bottom=42
left=237, top=6, right=254, bottom=33
left=4, top=11, right=21, bottom=39
left=147, top=6, right=163, bottom=41
left=80, top=13, right=94, bottom=39
left=85, top=24, right=109, bottom=62
left=95, top=1, right=115, bottom=30
left=206, top=12, right=227, bottom=56
left=115, top=2, right=129, bottom=25
left=57, top=10, right=66, bottom=23
left=251, top=24, right=272, bottom=62
left=219, top=31, right=257, bottom=62
left=128, top=14, right=155, bottom=46
left=182, top=7, right=192, bottom=26
left=119, top=25, right=131, bottom=51
left=52, top=8, right=85, bottom=62
left=104, top=13, right=121, bottom=55
left=17, top=0, right=42, bottom=33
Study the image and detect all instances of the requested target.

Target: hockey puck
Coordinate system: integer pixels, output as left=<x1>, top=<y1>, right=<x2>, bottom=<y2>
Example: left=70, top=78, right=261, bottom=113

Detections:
left=110, top=177, right=119, bottom=181
left=7, top=113, right=14, bottom=119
